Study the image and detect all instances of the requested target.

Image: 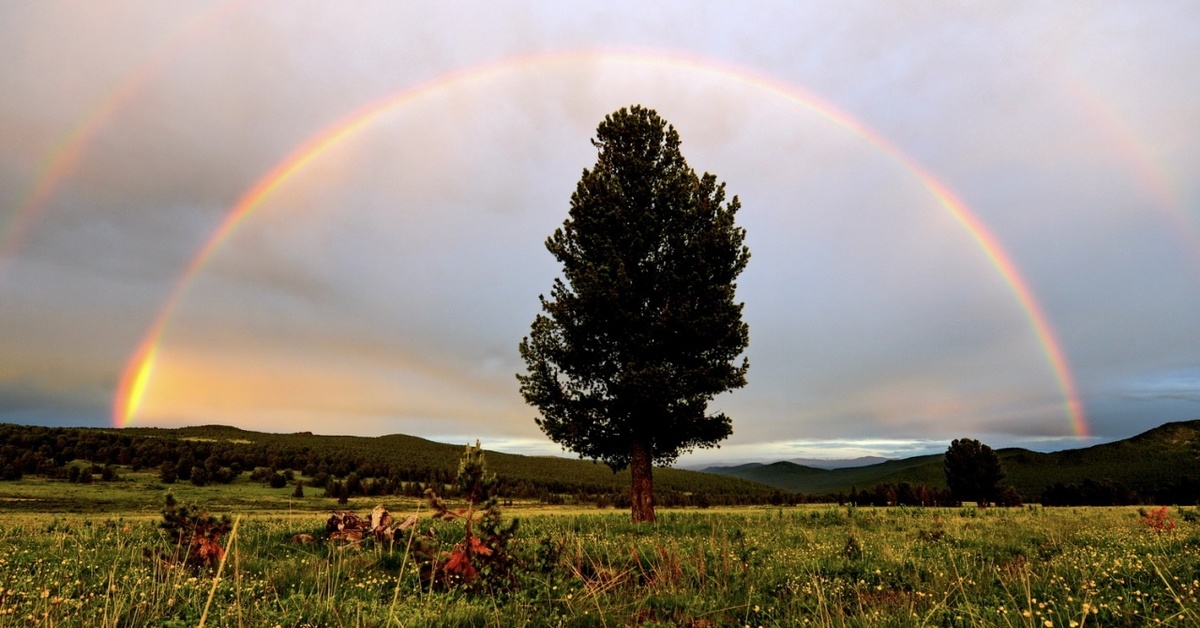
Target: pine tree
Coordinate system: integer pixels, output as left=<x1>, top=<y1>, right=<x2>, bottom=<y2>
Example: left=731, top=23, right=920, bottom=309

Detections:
left=943, top=438, right=1006, bottom=506
left=518, top=105, right=750, bottom=523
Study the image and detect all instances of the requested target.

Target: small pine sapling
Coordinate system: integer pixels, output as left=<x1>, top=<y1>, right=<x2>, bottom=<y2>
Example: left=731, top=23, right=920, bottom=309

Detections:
left=154, top=492, right=233, bottom=569
left=421, top=441, right=520, bottom=594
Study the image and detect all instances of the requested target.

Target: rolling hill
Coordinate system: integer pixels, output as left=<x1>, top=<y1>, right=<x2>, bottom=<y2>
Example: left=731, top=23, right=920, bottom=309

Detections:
left=0, top=422, right=776, bottom=501
left=5, top=420, right=1197, bottom=504
left=704, top=419, right=1200, bottom=499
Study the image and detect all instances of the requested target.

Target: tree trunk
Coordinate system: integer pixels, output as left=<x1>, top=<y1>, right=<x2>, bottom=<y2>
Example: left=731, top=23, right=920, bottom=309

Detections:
left=630, top=440, right=656, bottom=523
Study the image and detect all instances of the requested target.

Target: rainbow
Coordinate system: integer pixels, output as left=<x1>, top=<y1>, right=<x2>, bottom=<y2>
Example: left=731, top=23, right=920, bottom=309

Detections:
left=112, top=49, right=1089, bottom=437
left=0, top=0, right=239, bottom=261
left=1061, top=75, right=1200, bottom=274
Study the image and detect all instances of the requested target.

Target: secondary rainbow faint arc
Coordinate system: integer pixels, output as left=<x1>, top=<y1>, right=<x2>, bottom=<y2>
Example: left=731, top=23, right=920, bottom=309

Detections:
left=113, top=49, right=1089, bottom=437
left=0, top=0, right=239, bottom=261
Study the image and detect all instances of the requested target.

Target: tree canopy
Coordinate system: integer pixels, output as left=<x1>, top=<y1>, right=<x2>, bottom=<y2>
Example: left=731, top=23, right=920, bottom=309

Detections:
left=943, top=438, right=1006, bottom=506
left=517, top=105, right=750, bottom=522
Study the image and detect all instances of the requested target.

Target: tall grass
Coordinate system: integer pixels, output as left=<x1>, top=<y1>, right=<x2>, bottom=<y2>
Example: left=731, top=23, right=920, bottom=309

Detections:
left=0, top=506, right=1195, bottom=626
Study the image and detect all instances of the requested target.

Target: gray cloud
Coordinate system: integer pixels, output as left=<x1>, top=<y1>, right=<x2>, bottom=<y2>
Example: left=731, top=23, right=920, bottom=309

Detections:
left=1, top=1, right=1199, bottom=460
left=1122, top=370, right=1200, bottom=404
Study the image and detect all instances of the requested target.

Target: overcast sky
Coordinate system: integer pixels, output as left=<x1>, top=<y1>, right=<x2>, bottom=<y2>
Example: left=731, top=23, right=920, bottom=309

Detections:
left=2, top=2, right=1198, bottom=465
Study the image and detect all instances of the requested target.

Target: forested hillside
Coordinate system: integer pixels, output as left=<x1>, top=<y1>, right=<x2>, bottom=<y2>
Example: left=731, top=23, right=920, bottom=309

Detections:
left=0, top=423, right=775, bottom=506
left=705, top=420, right=1200, bottom=505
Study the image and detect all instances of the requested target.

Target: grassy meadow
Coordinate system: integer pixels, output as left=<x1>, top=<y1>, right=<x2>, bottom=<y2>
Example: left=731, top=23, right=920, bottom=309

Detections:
left=0, top=498, right=1197, bottom=627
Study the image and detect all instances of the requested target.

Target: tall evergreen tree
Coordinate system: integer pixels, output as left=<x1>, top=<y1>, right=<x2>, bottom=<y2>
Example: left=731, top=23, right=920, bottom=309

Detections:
left=518, top=105, right=750, bottom=522
left=943, top=438, right=1005, bottom=506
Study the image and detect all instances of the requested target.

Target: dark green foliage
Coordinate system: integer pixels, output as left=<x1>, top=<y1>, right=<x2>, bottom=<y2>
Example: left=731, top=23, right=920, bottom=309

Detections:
left=0, top=422, right=774, bottom=504
left=158, top=461, right=176, bottom=484
left=155, top=492, right=232, bottom=569
left=1041, top=479, right=1136, bottom=506
left=994, top=484, right=1023, bottom=507
left=944, top=438, right=1005, bottom=506
left=269, top=472, right=288, bottom=489
left=708, top=422, right=1200, bottom=507
left=419, top=442, right=519, bottom=595
left=4, top=420, right=1200, bottom=507
left=706, top=455, right=947, bottom=494
left=519, top=105, right=750, bottom=523
left=848, top=482, right=959, bottom=507
left=518, top=105, right=750, bottom=471
left=843, top=533, right=864, bottom=561
left=189, top=465, right=208, bottom=486
left=706, top=422, right=1200, bottom=505
left=3, top=463, right=22, bottom=480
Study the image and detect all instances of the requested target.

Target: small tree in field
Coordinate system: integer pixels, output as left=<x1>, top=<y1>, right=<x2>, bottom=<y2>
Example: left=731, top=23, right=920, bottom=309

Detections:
left=518, top=105, right=750, bottom=523
left=944, top=438, right=1005, bottom=506
left=421, top=441, right=519, bottom=593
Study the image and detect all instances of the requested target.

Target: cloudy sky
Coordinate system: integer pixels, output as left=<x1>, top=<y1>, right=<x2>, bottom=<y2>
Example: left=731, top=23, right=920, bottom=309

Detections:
left=2, top=2, right=1198, bottom=465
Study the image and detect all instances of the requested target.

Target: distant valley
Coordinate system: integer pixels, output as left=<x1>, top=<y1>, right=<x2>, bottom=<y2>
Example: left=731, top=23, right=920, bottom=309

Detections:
left=701, top=419, right=1200, bottom=502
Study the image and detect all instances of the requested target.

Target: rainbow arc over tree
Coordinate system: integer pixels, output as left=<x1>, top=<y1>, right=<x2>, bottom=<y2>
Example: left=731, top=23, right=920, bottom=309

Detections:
left=110, top=50, right=1089, bottom=437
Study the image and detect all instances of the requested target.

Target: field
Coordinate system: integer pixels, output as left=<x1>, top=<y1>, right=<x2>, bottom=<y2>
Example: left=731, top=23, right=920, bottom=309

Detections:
left=0, top=498, right=1197, bottom=627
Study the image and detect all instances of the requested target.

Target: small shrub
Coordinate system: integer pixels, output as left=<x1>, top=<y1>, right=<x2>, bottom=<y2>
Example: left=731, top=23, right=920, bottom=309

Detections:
left=419, top=441, right=520, bottom=595
left=1139, top=505, right=1176, bottom=533
left=153, top=492, right=232, bottom=569
left=917, top=519, right=947, bottom=543
left=843, top=533, right=864, bottom=560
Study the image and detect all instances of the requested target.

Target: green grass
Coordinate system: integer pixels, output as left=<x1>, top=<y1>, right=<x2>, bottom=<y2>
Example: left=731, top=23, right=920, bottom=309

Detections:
left=0, top=503, right=1197, bottom=626
left=0, top=470, right=352, bottom=515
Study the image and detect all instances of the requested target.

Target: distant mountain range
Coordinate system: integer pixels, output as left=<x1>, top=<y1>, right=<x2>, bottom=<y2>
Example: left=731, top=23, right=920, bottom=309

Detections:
left=702, top=419, right=1200, bottom=498
left=788, top=456, right=891, bottom=469
left=680, top=456, right=889, bottom=472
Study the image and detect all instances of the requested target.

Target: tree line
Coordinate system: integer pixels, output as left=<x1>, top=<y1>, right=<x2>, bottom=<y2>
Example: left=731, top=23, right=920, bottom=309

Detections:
left=2, top=424, right=1191, bottom=507
left=0, top=424, right=769, bottom=506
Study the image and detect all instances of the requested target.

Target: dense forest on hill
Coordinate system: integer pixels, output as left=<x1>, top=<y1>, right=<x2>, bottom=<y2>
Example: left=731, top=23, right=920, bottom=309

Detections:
left=0, top=423, right=776, bottom=506
left=706, top=420, right=1200, bottom=505
left=4, top=420, right=1197, bottom=508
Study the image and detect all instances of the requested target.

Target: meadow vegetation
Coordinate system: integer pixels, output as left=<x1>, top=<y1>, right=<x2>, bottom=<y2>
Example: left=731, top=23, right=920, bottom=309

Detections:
left=0, top=502, right=1197, bottom=626
left=1, top=424, right=1198, bottom=625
